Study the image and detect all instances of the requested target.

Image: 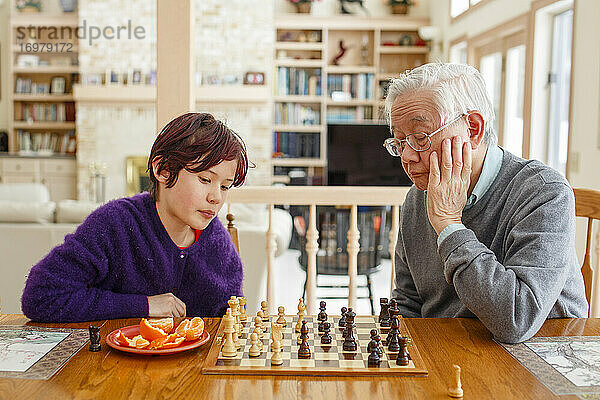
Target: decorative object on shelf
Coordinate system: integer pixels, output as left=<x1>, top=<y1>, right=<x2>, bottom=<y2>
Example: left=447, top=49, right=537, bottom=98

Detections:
left=360, top=33, right=369, bottom=66
left=15, top=0, right=41, bottom=12
left=388, top=0, right=414, bottom=15
left=287, top=0, right=318, bottom=14
left=399, top=34, right=414, bottom=46
left=128, top=69, right=143, bottom=85
left=338, top=0, right=369, bottom=15
left=59, top=0, right=77, bottom=12
left=332, top=40, right=349, bottom=66
left=106, top=69, right=122, bottom=85
left=243, top=72, right=265, bottom=85
left=89, top=162, right=107, bottom=203
left=50, top=77, right=66, bottom=94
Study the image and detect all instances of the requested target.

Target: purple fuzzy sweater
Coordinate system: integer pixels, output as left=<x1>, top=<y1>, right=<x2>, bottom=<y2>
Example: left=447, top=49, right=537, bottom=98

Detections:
left=21, top=193, right=243, bottom=322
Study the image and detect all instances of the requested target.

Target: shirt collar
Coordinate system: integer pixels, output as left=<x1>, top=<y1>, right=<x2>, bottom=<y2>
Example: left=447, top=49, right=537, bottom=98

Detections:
left=465, top=144, right=503, bottom=209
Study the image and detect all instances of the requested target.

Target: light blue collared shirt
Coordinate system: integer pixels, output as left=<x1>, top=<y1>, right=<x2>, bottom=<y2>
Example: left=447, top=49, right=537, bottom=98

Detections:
left=436, top=145, right=504, bottom=246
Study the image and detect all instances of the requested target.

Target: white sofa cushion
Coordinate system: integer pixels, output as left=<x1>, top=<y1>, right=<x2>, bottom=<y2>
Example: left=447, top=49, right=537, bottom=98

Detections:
left=56, top=200, right=101, bottom=223
left=0, top=200, right=56, bottom=223
left=0, top=183, right=50, bottom=202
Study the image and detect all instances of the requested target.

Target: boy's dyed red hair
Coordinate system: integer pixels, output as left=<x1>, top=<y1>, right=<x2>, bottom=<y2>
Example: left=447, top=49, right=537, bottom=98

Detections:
left=147, top=112, right=249, bottom=200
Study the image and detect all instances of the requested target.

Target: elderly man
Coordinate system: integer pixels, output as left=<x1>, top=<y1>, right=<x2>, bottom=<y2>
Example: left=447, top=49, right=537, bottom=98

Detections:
left=384, top=63, right=587, bottom=343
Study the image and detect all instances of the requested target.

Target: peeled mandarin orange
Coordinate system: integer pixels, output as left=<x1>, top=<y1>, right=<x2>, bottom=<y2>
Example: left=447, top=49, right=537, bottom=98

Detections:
left=159, top=334, right=185, bottom=349
left=115, top=330, right=130, bottom=347
left=174, top=319, right=191, bottom=337
left=139, top=318, right=170, bottom=341
left=145, top=317, right=174, bottom=333
left=185, top=317, right=204, bottom=341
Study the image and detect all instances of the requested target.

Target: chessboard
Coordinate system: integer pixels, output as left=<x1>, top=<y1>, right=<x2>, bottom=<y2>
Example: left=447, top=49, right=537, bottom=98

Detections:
left=202, top=314, right=428, bottom=376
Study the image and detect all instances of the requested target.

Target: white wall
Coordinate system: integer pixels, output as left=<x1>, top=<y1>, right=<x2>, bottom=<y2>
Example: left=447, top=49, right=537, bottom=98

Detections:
left=0, top=1, right=10, bottom=132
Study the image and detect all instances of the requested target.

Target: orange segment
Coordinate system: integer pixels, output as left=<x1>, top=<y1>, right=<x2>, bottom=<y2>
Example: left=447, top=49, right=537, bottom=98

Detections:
left=115, top=330, right=130, bottom=347
left=115, top=331, right=150, bottom=349
left=145, top=317, right=174, bottom=334
left=185, top=317, right=204, bottom=341
left=174, top=317, right=205, bottom=341
left=139, top=318, right=169, bottom=341
left=148, top=333, right=185, bottom=349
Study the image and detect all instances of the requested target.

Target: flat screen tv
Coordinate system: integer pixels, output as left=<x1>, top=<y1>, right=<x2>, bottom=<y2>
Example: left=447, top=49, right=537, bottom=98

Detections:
left=327, top=123, right=413, bottom=186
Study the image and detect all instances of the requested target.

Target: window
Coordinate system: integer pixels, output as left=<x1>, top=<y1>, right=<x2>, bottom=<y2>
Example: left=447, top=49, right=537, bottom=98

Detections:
left=449, top=41, right=468, bottom=65
left=503, top=44, right=526, bottom=157
left=546, top=9, right=573, bottom=175
left=479, top=52, right=503, bottom=138
left=451, top=0, right=486, bottom=18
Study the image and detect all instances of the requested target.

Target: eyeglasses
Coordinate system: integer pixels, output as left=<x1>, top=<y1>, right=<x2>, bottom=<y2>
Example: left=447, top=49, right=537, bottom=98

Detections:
left=383, top=114, right=465, bottom=158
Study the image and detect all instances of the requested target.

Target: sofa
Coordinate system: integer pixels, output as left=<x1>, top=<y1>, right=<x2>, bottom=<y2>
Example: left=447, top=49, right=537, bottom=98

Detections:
left=0, top=183, right=292, bottom=315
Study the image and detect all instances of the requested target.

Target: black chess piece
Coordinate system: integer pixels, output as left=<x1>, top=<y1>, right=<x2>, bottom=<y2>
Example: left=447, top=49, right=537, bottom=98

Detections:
left=387, top=316, right=400, bottom=352
left=342, top=308, right=357, bottom=351
left=367, top=338, right=381, bottom=366
left=396, top=336, right=410, bottom=366
left=298, top=320, right=311, bottom=358
left=321, top=322, right=332, bottom=344
left=379, top=298, right=391, bottom=327
left=318, top=300, right=327, bottom=332
left=374, top=333, right=383, bottom=358
left=339, top=306, right=347, bottom=328
left=88, top=325, right=101, bottom=352
left=389, top=298, right=400, bottom=318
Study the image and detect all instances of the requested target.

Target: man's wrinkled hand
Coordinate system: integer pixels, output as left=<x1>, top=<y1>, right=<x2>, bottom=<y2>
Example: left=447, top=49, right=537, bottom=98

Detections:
left=426, top=136, right=472, bottom=235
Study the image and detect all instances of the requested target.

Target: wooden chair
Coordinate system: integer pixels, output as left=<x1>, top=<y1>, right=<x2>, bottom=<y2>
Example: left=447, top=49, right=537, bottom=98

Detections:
left=573, top=188, right=600, bottom=310
left=226, top=213, right=240, bottom=254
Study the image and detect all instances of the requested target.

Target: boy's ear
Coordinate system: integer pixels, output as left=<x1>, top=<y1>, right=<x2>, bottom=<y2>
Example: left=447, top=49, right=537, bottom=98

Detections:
left=151, top=158, right=169, bottom=183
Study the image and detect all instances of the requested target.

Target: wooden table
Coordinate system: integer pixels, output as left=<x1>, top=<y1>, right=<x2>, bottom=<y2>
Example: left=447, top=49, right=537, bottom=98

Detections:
left=0, top=315, right=598, bottom=399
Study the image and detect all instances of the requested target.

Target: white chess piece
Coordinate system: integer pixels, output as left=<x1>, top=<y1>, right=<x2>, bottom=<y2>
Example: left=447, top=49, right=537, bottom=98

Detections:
left=271, top=338, right=283, bottom=365
left=253, top=327, right=264, bottom=351
left=271, top=322, right=283, bottom=350
left=221, top=309, right=237, bottom=357
left=295, top=298, right=305, bottom=333
left=254, top=315, right=265, bottom=333
left=448, top=364, right=464, bottom=398
left=238, top=297, right=247, bottom=321
left=276, top=306, right=287, bottom=327
left=248, top=332, right=261, bottom=357
left=261, top=300, right=269, bottom=321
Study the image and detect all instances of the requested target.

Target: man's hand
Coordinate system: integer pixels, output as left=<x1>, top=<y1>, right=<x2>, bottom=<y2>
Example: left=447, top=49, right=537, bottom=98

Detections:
left=148, top=293, right=187, bottom=317
left=426, top=136, right=472, bottom=235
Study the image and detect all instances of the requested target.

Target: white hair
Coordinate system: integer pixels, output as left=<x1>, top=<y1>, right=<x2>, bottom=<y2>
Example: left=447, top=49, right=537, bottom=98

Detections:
left=384, top=62, right=497, bottom=145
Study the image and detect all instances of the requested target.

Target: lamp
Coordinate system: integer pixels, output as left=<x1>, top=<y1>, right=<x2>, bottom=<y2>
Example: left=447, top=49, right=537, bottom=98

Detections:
left=417, top=26, right=442, bottom=54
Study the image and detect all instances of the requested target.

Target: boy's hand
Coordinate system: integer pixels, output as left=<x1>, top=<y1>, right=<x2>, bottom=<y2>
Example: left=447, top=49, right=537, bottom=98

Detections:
left=148, top=293, right=187, bottom=317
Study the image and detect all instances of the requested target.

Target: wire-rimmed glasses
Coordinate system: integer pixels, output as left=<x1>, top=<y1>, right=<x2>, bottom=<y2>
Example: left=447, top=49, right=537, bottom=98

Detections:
left=383, top=114, right=465, bottom=158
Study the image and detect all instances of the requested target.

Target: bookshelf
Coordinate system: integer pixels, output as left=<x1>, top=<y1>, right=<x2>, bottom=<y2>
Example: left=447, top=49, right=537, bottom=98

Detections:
left=272, top=15, right=429, bottom=185
left=8, top=5, right=80, bottom=157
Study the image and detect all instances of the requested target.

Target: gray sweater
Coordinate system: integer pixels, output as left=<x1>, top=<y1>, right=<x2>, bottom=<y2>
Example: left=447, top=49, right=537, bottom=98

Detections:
left=392, top=149, right=588, bottom=343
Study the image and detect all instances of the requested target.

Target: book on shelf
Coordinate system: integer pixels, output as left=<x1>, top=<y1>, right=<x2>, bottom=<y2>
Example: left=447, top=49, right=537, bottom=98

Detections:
left=327, top=73, right=374, bottom=100
left=15, top=78, right=52, bottom=94
left=17, top=129, right=76, bottom=155
left=274, top=103, right=321, bottom=125
left=276, top=67, right=321, bottom=96
left=273, top=132, right=320, bottom=158
left=326, top=106, right=373, bottom=122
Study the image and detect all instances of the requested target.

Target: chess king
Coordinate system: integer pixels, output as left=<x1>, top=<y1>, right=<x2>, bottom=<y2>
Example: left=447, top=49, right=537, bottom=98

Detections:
left=385, top=62, right=587, bottom=343
left=22, top=113, right=249, bottom=322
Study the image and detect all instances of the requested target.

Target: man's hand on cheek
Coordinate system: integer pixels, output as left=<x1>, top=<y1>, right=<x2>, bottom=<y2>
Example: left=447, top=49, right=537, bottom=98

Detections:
left=426, top=136, right=472, bottom=235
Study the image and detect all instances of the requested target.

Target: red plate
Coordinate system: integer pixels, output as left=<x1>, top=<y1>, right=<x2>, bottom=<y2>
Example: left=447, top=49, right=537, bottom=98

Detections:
left=106, top=325, right=210, bottom=355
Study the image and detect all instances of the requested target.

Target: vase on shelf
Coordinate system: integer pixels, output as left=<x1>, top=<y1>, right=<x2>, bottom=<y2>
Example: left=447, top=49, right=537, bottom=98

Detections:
left=296, top=2, right=311, bottom=13
left=391, top=4, right=408, bottom=14
left=59, top=0, right=77, bottom=12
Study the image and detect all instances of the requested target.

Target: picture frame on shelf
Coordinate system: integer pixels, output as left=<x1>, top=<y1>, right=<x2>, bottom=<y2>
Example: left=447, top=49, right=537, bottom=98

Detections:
left=50, top=76, right=66, bottom=94
left=243, top=71, right=265, bottom=85
left=82, top=73, right=103, bottom=86
left=106, top=69, right=122, bottom=85
left=128, top=69, right=143, bottom=85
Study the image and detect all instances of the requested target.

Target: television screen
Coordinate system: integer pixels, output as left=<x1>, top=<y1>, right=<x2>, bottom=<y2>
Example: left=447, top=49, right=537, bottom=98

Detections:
left=327, top=123, right=413, bottom=186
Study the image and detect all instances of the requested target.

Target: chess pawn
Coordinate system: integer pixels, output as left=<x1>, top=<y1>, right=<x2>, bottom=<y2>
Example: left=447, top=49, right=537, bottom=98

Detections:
left=271, top=339, right=283, bottom=365
left=339, top=306, right=347, bottom=328
left=321, top=322, right=332, bottom=344
left=375, top=334, right=383, bottom=358
left=448, top=364, right=464, bottom=398
left=298, top=320, right=311, bottom=359
left=253, top=327, right=264, bottom=351
left=238, top=297, right=247, bottom=321
left=317, top=300, right=327, bottom=332
left=248, top=332, right=261, bottom=357
left=367, top=339, right=381, bottom=367
left=221, top=309, right=237, bottom=357
left=276, top=306, right=287, bottom=327
left=396, top=337, right=410, bottom=366
left=254, top=315, right=265, bottom=333
left=261, top=300, right=269, bottom=321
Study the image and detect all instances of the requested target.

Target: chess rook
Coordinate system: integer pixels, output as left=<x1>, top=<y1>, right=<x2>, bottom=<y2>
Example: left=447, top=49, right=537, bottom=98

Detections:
left=396, top=337, right=409, bottom=366
left=379, top=298, right=391, bottom=327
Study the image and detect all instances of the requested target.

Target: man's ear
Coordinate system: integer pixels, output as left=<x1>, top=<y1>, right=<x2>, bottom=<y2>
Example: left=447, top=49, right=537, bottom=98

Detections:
left=466, top=111, right=486, bottom=149
left=151, top=158, right=169, bottom=183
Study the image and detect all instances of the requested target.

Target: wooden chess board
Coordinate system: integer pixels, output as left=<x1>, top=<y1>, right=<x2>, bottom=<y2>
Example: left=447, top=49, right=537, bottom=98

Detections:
left=202, top=315, right=428, bottom=376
